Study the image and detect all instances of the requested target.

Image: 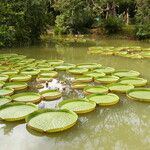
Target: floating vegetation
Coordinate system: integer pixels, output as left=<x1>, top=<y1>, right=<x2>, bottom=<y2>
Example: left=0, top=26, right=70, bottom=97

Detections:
left=4, top=82, right=28, bottom=91
left=127, top=88, right=150, bottom=102
left=0, top=96, right=12, bottom=106
left=0, top=52, right=149, bottom=134
left=119, top=77, right=147, bottom=87
left=113, top=70, right=140, bottom=78
left=58, top=99, right=96, bottom=114
left=88, top=46, right=150, bottom=59
left=26, top=109, right=78, bottom=133
left=10, top=75, right=32, bottom=82
left=12, top=92, right=41, bottom=103
left=108, top=83, right=134, bottom=93
left=40, top=90, right=62, bottom=100
left=95, top=75, right=119, bottom=84
left=0, top=102, right=38, bottom=121
left=0, top=88, right=14, bottom=96
left=84, top=86, right=108, bottom=95
left=68, top=68, right=89, bottom=75
left=86, top=93, right=119, bottom=106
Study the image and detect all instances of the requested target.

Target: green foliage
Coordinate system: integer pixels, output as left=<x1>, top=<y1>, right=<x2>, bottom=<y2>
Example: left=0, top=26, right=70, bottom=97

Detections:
left=102, top=16, right=123, bottom=34
left=135, top=0, right=150, bottom=39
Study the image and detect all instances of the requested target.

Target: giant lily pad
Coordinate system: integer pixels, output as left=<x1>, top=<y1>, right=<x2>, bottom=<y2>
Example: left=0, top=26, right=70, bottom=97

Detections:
left=71, top=83, right=89, bottom=89
left=95, top=76, right=119, bottom=84
left=0, top=88, right=14, bottom=96
left=39, top=71, right=58, bottom=78
left=55, top=63, right=76, bottom=71
left=77, top=63, right=101, bottom=69
left=21, top=68, right=40, bottom=76
left=0, top=102, right=38, bottom=121
left=84, top=72, right=105, bottom=78
left=72, top=76, right=93, bottom=83
left=36, top=76, right=53, bottom=83
left=119, top=77, right=147, bottom=87
left=1, top=70, right=19, bottom=76
left=58, top=99, right=96, bottom=114
left=40, top=90, right=62, bottom=100
left=0, top=96, right=12, bottom=106
left=0, top=75, right=9, bottom=82
left=26, top=109, right=78, bottom=133
left=94, top=67, right=115, bottom=74
left=4, top=82, right=28, bottom=91
left=127, top=88, right=150, bottom=102
left=84, top=86, right=108, bottom=95
left=108, top=83, right=134, bottom=93
left=86, top=93, right=119, bottom=106
left=10, top=74, right=32, bottom=82
left=0, top=81, right=5, bottom=88
left=12, top=92, right=41, bottom=103
left=68, top=68, right=89, bottom=75
left=114, top=70, right=140, bottom=78
left=47, top=60, right=64, bottom=66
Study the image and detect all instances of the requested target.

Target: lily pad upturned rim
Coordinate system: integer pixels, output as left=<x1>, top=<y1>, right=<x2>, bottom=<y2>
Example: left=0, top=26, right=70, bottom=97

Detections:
left=77, top=63, right=101, bottom=69
left=119, top=77, right=147, bottom=87
left=11, top=92, right=41, bottom=103
left=39, top=71, right=58, bottom=77
left=40, top=90, right=62, bottom=100
left=95, top=75, right=119, bottom=84
left=0, top=102, right=38, bottom=121
left=0, top=87, right=14, bottom=96
left=93, top=67, right=115, bottom=74
left=84, top=71, right=105, bottom=78
left=113, top=70, right=140, bottom=77
left=0, top=81, right=5, bottom=88
left=55, top=63, right=76, bottom=70
left=72, top=76, right=93, bottom=83
left=10, top=74, right=32, bottom=82
left=4, top=82, right=28, bottom=91
left=84, top=85, right=108, bottom=95
left=0, top=96, right=12, bottom=106
left=0, top=75, right=9, bottom=82
left=25, top=108, right=78, bottom=133
left=68, top=68, right=89, bottom=75
left=36, top=76, right=53, bottom=83
left=71, top=83, right=89, bottom=89
left=127, top=88, right=150, bottom=102
left=108, top=83, right=134, bottom=93
left=58, top=99, right=96, bottom=114
left=86, top=93, right=119, bottom=106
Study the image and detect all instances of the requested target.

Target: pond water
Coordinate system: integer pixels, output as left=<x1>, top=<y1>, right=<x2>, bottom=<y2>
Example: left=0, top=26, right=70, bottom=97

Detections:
left=0, top=38, right=150, bottom=150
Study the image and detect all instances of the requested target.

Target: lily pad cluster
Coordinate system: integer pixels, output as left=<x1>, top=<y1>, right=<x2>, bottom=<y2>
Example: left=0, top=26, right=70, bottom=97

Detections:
left=0, top=53, right=149, bottom=134
left=88, top=46, right=150, bottom=59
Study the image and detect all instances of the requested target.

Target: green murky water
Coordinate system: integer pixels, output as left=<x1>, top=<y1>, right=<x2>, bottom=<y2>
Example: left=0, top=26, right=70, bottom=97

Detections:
left=0, top=38, right=150, bottom=150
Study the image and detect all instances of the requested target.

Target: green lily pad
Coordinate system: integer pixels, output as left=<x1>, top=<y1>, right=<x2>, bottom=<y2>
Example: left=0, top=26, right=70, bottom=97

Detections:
left=26, top=109, right=78, bottom=133
left=84, top=86, right=108, bottom=95
left=0, top=81, right=5, bottom=88
left=114, top=70, right=140, bottom=78
left=86, top=93, right=119, bottom=106
left=12, top=92, right=41, bottom=103
left=0, top=96, right=12, bottom=106
left=95, top=76, right=119, bottom=84
left=72, top=76, right=93, bottom=83
left=4, top=82, right=28, bottom=91
left=40, top=90, right=62, bottom=100
left=68, top=68, right=89, bottom=75
left=10, top=74, right=32, bottom=82
left=1, top=70, right=19, bottom=76
left=38, top=67, right=54, bottom=72
left=55, top=63, right=76, bottom=71
left=0, top=88, right=14, bottom=96
left=0, top=75, right=9, bottom=82
left=84, top=72, right=105, bottom=78
left=119, top=77, right=147, bottom=87
left=36, top=76, right=53, bottom=83
left=71, top=83, right=89, bottom=89
left=47, top=60, right=64, bottom=66
left=39, top=71, right=58, bottom=77
left=21, top=68, right=40, bottom=76
left=77, top=63, right=101, bottom=69
left=58, top=99, right=96, bottom=114
left=108, top=83, right=134, bottom=93
left=127, top=88, right=150, bottom=102
left=0, top=102, right=38, bottom=121
left=94, top=67, right=115, bottom=74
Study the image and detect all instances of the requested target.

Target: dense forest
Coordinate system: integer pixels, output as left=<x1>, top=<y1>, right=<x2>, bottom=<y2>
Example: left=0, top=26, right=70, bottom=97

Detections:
left=0, top=0, right=150, bottom=48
